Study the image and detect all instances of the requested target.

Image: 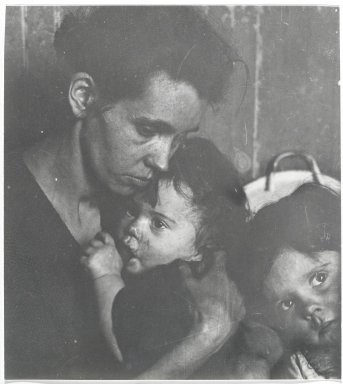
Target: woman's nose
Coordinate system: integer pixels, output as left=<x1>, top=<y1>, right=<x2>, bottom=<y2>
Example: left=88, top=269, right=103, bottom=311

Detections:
left=145, top=139, right=172, bottom=172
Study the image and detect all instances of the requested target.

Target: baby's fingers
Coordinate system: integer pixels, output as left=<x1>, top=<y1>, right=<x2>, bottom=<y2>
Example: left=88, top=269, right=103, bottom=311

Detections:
left=89, top=239, right=104, bottom=248
left=83, top=245, right=96, bottom=256
left=80, top=255, right=90, bottom=268
left=95, top=231, right=115, bottom=245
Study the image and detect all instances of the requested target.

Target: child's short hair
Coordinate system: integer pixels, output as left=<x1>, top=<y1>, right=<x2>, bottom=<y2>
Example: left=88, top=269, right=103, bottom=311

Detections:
left=143, top=137, right=249, bottom=268
left=241, top=183, right=340, bottom=304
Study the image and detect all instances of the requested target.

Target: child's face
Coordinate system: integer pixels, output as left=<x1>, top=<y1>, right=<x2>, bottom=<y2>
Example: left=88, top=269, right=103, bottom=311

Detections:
left=263, top=248, right=340, bottom=348
left=117, top=180, right=201, bottom=274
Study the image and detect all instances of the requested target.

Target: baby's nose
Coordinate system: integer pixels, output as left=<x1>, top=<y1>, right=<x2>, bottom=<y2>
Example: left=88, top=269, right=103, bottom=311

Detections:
left=123, top=235, right=139, bottom=252
left=128, top=224, right=140, bottom=240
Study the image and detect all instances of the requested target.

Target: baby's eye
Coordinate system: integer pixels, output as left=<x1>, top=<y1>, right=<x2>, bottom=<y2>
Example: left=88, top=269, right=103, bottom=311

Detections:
left=126, top=209, right=135, bottom=218
left=280, top=299, right=294, bottom=311
left=312, top=272, right=328, bottom=287
left=152, top=217, right=168, bottom=230
left=125, top=203, right=138, bottom=218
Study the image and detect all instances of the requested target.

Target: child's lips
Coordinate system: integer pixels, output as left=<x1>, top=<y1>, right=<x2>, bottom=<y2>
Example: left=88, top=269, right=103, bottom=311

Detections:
left=317, top=319, right=341, bottom=345
left=319, top=319, right=338, bottom=334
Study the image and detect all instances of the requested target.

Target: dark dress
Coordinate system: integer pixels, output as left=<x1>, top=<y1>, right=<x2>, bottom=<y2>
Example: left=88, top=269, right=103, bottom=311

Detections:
left=112, top=263, right=286, bottom=379
left=4, top=152, right=122, bottom=379
left=113, top=263, right=194, bottom=376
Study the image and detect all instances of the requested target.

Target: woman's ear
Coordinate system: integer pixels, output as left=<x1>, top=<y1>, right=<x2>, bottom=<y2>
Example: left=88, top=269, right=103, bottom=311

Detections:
left=69, top=72, right=98, bottom=118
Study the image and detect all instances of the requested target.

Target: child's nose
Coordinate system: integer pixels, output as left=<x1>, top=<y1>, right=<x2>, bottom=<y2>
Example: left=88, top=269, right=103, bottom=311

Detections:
left=304, top=303, right=325, bottom=327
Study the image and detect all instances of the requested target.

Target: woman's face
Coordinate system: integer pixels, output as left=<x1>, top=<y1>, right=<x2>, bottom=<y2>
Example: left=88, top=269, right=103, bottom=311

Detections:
left=263, top=248, right=341, bottom=348
left=81, top=71, right=205, bottom=196
left=116, top=180, right=201, bottom=275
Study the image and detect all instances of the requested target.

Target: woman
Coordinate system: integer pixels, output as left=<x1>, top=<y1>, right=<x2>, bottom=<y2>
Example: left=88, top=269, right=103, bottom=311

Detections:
left=5, top=6, right=245, bottom=379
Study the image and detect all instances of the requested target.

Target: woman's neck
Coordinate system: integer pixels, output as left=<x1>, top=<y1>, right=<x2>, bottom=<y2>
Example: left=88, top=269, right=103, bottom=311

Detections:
left=24, top=121, right=101, bottom=246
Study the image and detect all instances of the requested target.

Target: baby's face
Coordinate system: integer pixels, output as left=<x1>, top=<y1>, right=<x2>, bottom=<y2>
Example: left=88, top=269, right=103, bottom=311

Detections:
left=117, top=180, right=201, bottom=274
left=263, top=248, right=340, bottom=348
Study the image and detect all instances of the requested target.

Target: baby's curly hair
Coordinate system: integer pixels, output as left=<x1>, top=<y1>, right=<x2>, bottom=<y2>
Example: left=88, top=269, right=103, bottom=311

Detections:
left=142, top=137, right=249, bottom=275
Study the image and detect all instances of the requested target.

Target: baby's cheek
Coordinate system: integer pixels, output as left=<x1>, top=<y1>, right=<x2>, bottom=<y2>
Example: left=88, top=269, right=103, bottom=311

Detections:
left=126, top=258, right=144, bottom=274
left=117, top=217, right=129, bottom=238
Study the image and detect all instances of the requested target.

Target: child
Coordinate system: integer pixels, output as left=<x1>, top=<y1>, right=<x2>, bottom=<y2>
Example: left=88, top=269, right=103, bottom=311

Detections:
left=240, top=183, right=341, bottom=379
left=82, top=137, right=249, bottom=376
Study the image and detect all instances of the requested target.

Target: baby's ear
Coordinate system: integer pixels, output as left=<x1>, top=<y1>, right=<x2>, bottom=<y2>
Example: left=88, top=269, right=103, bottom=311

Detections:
left=188, top=252, right=203, bottom=262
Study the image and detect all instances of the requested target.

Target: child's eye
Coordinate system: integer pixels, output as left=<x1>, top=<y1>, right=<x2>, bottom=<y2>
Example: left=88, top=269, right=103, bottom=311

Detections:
left=280, top=299, right=294, bottom=311
left=312, top=272, right=328, bottom=286
left=152, top=217, right=168, bottom=230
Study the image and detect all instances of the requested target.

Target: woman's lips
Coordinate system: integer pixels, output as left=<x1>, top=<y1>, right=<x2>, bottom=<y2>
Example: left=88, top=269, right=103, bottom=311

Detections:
left=125, top=175, right=151, bottom=187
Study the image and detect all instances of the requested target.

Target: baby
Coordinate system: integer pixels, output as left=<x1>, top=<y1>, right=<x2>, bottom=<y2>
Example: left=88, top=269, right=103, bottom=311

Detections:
left=240, top=183, right=341, bottom=379
left=82, top=137, right=249, bottom=376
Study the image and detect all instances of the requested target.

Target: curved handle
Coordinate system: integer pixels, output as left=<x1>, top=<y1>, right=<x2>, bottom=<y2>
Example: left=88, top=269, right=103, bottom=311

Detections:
left=265, top=151, right=323, bottom=191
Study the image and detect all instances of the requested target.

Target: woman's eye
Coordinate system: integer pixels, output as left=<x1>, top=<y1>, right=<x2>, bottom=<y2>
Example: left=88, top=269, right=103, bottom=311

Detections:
left=136, top=124, right=157, bottom=138
left=152, top=217, right=168, bottom=230
left=171, top=134, right=186, bottom=153
left=312, top=272, right=328, bottom=286
left=280, top=299, right=294, bottom=311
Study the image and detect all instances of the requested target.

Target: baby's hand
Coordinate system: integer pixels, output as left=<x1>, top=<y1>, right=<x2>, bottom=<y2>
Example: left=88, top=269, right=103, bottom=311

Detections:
left=81, top=232, right=123, bottom=280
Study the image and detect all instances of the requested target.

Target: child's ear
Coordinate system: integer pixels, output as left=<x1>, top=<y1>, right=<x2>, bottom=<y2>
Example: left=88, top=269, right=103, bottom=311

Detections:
left=187, top=252, right=203, bottom=262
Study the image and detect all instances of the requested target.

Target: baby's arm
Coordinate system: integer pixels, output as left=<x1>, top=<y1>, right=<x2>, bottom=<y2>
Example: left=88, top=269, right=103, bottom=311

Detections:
left=81, top=232, right=125, bottom=362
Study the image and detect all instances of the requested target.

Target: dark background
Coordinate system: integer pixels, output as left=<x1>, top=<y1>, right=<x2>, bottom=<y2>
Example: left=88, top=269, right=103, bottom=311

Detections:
left=5, top=6, right=340, bottom=183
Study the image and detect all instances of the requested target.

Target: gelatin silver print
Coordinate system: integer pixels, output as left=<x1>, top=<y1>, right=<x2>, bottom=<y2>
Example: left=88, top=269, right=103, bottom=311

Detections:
left=4, top=5, right=341, bottom=381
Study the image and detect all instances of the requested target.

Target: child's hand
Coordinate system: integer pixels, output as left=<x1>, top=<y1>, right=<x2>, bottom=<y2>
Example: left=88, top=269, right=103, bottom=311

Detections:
left=81, top=232, right=123, bottom=280
left=281, top=351, right=326, bottom=379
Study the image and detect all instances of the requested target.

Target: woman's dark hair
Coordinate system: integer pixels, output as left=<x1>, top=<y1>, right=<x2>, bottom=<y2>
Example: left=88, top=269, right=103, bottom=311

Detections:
left=240, top=183, right=341, bottom=305
left=143, top=137, right=249, bottom=274
left=54, top=6, right=241, bottom=105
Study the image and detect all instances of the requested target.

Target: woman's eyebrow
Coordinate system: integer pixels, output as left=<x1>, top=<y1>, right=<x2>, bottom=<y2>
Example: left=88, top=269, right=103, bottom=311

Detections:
left=134, top=117, right=200, bottom=135
left=134, top=117, right=175, bottom=134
